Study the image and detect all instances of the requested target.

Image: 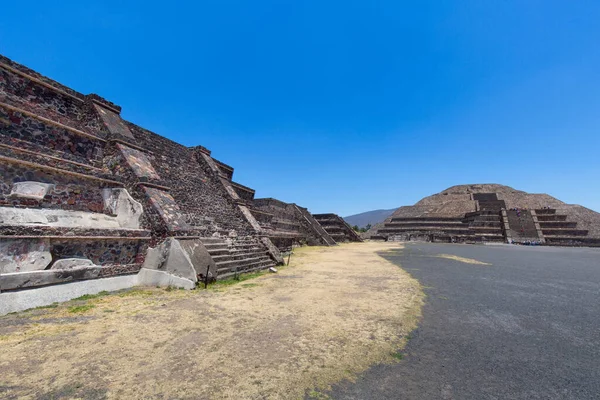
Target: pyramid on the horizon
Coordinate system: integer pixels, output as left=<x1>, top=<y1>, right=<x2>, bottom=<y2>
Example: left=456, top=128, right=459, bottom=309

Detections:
left=367, top=184, right=600, bottom=246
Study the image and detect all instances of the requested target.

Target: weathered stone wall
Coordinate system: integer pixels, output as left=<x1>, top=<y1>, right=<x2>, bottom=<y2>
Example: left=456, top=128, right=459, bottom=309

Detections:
left=125, top=124, right=256, bottom=236
left=0, top=163, right=111, bottom=213
left=0, top=53, right=287, bottom=298
left=253, top=198, right=334, bottom=246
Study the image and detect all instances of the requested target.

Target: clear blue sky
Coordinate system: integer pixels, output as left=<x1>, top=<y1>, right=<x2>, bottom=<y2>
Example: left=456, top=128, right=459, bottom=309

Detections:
left=2, top=1, right=599, bottom=215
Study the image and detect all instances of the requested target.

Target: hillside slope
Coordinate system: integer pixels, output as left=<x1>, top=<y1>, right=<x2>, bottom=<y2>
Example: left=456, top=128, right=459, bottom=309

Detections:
left=344, top=209, right=396, bottom=228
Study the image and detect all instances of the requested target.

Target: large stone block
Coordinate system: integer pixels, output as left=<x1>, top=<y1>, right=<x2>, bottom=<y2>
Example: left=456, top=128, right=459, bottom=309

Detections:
left=0, top=266, right=102, bottom=291
left=102, top=188, right=143, bottom=229
left=51, top=258, right=96, bottom=270
left=0, top=239, right=52, bottom=274
left=9, top=181, right=54, bottom=200
left=178, top=239, right=216, bottom=278
left=142, top=238, right=210, bottom=283
left=137, top=268, right=195, bottom=290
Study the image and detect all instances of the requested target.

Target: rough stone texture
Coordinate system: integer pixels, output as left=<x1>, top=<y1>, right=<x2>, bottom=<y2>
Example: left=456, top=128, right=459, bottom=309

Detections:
left=117, top=143, right=161, bottom=180
left=51, top=258, right=96, bottom=270
left=0, top=266, right=103, bottom=291
left=312, top=213, right=363, bottom=243
left=252, top=198, right=335, bottom=248
left=101, top=188, right=143, bottom=229
left=0, top=238, right=51, bottom=273
left=368, top=184, right=600, bottom=246
left=137, top=268, right=195, bottom=290
left=141, top=238, right=199, bottom=283
left=0, top=53, right=316, bottom=292
left=0, top=204, right=140, bottom=230
left=93, top=103, right=135, bottom=139
left=260, top=237, right=284, bottom=264
left=9, top=181, right=54, bottom=200
left=178, top=239, right=216, bottom=277
left=0, top=162, right=112, bottom=214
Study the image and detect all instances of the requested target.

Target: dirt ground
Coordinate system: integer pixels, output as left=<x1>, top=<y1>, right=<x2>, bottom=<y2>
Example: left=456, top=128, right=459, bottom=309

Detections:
left=0, top=242, right=422, bottom=400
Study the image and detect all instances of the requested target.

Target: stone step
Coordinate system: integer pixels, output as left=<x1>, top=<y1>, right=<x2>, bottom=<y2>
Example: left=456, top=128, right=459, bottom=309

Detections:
left=212, top=251, right=268, bottom=262
left=538, top=221, right=577, bottom=228
left=230, top=243, right=264, bottom=250
left=545, top=237, right=600, bottom=246
left=0, top=100, right=105, bottom=165
left=0, top=225, right=151, bottom=238
left=378, top=226, right=472, bottom=235
left=536, top=215, right=568, bottom=221
left=385, top=222, right=465, bottom=227
left=542, top=229, right=588, bottom=237
left=468, top=216, right=502, bottom=222
left=470, top=227, right=503, bottom=233
left=534, top=209, right=557, bottom=215
left=205, top=248, right=229, bottom=256
left=0, top=64, right=99, bottom=136
left=217, top=260, right=276, bottom=279
left=198, top=237, right=228, bottom=243
left=0, top=136, right=102, bottom=173
left=468, top=221, right=502, bottom=227
left=391, top=217, right=464, bottom=222
left=214, top=254, right=271, bottom=266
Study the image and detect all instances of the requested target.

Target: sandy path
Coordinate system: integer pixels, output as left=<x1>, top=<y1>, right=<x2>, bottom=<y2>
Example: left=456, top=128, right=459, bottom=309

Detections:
left=0, top=242, right=422, bottom=400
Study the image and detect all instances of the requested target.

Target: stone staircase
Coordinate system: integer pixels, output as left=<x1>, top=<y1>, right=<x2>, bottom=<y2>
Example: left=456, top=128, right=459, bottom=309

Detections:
left=506, top=209, right=540, bottom=242
left=534, top=208, right=597, bottom=246
left=464, top=211, right=505, bottom=242
left=199, top=237, right=276, bottom=279
left=294, top=205, right=336, bottom=246
left=312, top=213, right=363, bottom=243
left=376, top=214, right=505, bottom=243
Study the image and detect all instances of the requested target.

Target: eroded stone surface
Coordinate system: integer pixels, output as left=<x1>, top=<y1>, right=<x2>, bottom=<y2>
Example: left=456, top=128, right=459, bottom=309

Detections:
left=0, top=266, right=102, bottom=291
left=0, top=239, right=51, bottom=274
left=102, top=188, right=143, bottom=229
left=51, top=258, right=96, bottom=270
left=142, top=238, right=199, bottom=283
left=137, top=268, right=195, bottom=290
left=10, top=181, right=54, bottom=200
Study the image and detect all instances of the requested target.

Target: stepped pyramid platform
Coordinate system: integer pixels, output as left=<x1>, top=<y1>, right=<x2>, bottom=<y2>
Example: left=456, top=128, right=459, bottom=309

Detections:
left=0, top=54, right=284, bottom=296
left=312, top=213, right=363, bottom=243
left=368, top=184, right=600, bottom=247
left=251, top=198, right=336, bottom=251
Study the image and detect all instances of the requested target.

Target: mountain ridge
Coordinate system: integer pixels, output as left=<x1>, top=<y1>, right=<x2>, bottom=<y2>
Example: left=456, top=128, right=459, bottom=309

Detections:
left=343, top=208, right=396, bottom=228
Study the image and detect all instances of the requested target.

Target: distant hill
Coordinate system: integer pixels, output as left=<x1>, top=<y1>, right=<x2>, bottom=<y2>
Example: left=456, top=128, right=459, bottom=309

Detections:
left=343, top=208, right=396, bottom=228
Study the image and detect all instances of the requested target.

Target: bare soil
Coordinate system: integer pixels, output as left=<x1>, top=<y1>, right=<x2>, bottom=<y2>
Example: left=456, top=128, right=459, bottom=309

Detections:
left=0, top=242, right=422, bottom=400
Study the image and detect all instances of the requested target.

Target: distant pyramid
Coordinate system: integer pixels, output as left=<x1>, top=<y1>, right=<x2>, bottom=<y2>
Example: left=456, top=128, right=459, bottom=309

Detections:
left=367, top=184, right=600, bottom=247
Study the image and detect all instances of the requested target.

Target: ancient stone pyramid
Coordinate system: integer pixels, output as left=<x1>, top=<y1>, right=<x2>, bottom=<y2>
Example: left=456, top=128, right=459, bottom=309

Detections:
left=369, top=184, right=600, bottom=246
left=0, top=54, right=345, bottom=298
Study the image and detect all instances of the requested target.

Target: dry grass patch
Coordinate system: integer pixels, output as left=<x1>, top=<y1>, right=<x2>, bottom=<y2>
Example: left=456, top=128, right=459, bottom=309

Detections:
left=435, top=254, right=491, bottom=265
left=0, top=242, right=422, bottom=400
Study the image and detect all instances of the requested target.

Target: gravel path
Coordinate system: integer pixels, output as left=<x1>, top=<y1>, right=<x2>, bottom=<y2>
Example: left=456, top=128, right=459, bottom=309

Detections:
left=329, top=243, right=600, bottom=400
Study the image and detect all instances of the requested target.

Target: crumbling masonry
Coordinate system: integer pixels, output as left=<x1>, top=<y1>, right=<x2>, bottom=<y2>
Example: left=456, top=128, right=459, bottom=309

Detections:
left=0, top=55, right=348, bottom=298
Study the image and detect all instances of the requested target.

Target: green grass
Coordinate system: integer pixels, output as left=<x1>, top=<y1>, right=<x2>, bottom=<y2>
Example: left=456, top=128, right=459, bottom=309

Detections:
left=73, top=291, right=110, bottom=301
left=391, top=351, right=404, bottom=360
left=35, top=303, right=59, bottom=310
left=68, top=304, right=96, bottom=314
left=117, top=289, right=155, bottom=298
left=307, top=389, right=331, bottom=399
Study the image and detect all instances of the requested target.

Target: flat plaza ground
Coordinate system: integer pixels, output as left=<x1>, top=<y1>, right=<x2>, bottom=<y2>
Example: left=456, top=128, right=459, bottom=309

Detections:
left=0, top=242, right=422, bottom=400
left=330, top=243, right=600, bottom=399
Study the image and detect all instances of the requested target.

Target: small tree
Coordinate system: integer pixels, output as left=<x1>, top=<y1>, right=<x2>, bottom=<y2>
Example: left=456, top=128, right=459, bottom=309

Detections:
left=352, top=225, right=360, bottom=232
left=365, top=224, right=372, bottom=231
